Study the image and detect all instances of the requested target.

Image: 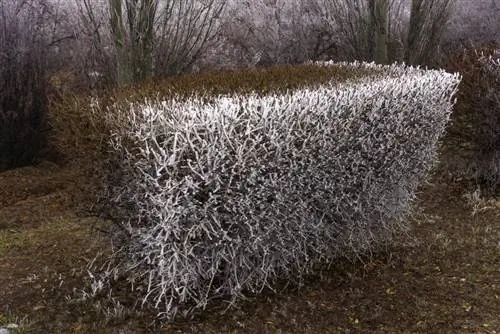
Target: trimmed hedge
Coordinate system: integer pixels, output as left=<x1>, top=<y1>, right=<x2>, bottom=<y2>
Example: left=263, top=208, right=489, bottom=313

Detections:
left=81, top=62, right=460, bottom=319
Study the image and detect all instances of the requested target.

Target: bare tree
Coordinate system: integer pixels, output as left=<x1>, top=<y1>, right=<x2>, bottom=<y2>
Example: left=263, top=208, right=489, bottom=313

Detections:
left=76, top=0, right=225, bottom=85
left=319, top=0, right=454, bottom=65
left=405, top=0, right=454, bottom=65
left=444, top=0, right=500, bottom=49
left=0, top=0, right=55, bottom=170
left=217, top=0, right=333, bottom=67
left=317, top=0, right=373, bottom=61
left=372, top=0, right=389, bottom=63
left=212, top=0, right=415, bottom=67
left=108, top=0, right=157, bottom=83
left=154, top=0, right=225, bottom=75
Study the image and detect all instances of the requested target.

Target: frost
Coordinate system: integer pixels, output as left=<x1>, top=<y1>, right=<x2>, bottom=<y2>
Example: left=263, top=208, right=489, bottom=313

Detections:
left=92, top=62, right=461, bottom=318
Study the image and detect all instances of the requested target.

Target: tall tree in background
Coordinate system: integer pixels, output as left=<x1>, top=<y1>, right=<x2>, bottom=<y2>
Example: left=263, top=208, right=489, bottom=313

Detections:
left=318, top=0, right=373, bottom=61
left=108, top=0, right=157, bottom=84
left=0, top=0, right=59, bottom=170
left=318, top=0, right=454, bottom=65
left=406, top=0, right=453, bottom=65
left=154, top=0, right=225, bottom=76
left=218, top=0, right=331, bottom=67
left=78, top=0, right=225, bottom=85
left=371, top=0, right=389, bottom=64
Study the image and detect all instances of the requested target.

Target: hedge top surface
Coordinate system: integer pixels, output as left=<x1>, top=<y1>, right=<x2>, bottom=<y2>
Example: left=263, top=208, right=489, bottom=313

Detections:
left=90, top=63, right=384, bottom=104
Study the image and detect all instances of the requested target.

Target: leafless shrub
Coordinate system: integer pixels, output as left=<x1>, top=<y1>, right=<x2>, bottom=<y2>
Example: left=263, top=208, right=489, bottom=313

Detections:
left=210, top=0, right=333, bottom=68
left=218, top=0, right=455, bottom=67
left=84, top=62, right=460, bottom=319
left=0, top=0, right=53, bottom=170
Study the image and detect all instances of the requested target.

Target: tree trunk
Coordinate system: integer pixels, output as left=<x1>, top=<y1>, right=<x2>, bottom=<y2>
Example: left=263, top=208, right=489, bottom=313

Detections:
left=406, top=0, right=453, bottom=66
left=109, top=0, right=132, bottom=85
left=371, top=0, right=389, bottom=64
left=406, top=0, right=423, bottom=65
left=109, top=0, right=157, bottom=85
left=128, top=0, right=156, bottom=81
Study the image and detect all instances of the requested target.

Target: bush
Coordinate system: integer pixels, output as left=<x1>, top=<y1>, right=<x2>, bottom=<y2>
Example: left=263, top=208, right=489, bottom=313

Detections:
left=82, top=62, right=460, bottom=319
left=0, top=1, right=50, bottom=171
left=442, top=45, right=500, bottom=195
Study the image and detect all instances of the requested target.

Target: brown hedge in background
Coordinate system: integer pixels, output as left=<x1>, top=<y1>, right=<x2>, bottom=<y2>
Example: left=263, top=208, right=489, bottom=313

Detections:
left=442, top=44, right=500, bottom=195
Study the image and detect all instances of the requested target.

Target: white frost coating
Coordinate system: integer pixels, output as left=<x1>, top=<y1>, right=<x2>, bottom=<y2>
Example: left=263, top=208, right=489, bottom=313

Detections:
left=93, top=62, right=461, bottom=318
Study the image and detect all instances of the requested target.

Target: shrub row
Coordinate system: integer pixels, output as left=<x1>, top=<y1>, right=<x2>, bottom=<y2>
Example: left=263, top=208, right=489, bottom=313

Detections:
left=475, top=54, right=500, bottom=194
left=442, top=45, right=500, bottom=194
left=86, top=62, right=461, bottom=318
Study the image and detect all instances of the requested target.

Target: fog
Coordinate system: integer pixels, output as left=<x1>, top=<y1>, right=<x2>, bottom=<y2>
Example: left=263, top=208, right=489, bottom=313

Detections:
left=446, top=0, right=500, bottom=44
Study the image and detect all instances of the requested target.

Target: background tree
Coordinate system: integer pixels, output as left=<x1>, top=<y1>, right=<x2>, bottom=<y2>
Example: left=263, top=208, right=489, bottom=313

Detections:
left=154, top=0, right=225, bottom=75
left=312, top=0, right=454, bottom=65
left=0, top=0, right=62, bottom=170
left=315, top=0, right=374, bottom=61
left=405, top=0, right=454, bottom=65
left=443, top=0, right=500, bottom=49
left=77, top=0, right=225, bottom=85
left=108, top=0, right=157, bottom=84
left=213, top=0, right=335, bottom=68
left=371, top=0, right=389, bottom=64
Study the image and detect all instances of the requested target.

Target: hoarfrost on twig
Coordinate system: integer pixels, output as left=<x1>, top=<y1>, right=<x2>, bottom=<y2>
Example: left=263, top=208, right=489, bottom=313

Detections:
left=89, top=61, right=461, bottom=319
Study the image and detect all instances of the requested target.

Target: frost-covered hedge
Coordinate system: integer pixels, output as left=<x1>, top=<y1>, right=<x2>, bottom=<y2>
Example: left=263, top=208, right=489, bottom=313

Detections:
left=92, top=62, right=460, bottom=318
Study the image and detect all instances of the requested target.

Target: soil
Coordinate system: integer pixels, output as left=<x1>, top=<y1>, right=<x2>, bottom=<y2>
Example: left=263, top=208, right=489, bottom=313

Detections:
left=0, top=151, right=498, bottom=333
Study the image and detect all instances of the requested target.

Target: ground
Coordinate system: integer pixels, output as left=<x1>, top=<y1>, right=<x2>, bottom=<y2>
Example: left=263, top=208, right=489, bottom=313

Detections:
left=0, top=151, right=498, bottom=333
